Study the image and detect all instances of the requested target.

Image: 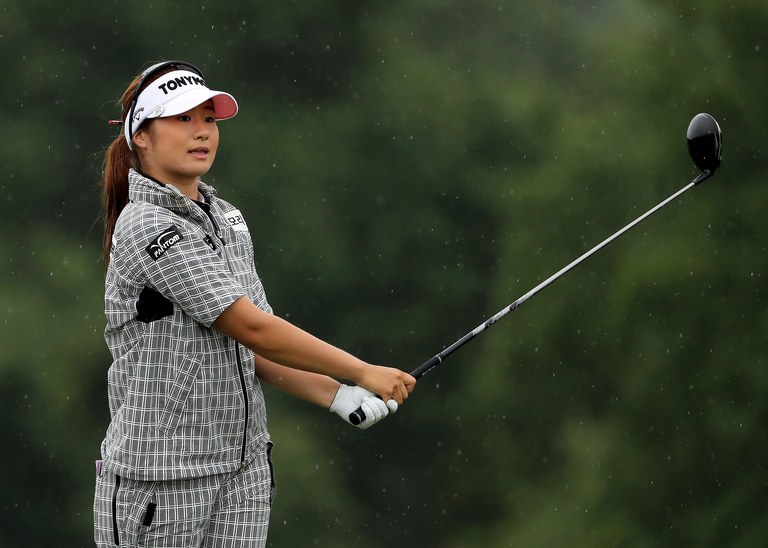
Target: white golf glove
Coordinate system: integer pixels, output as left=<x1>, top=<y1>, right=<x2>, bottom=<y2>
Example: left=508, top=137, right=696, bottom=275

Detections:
left=330, top=384, right=399, bottom=429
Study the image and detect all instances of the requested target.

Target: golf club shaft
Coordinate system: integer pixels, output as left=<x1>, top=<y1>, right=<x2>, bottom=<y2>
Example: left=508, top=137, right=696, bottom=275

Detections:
left=412, top=178, right=698, bottom=378
left=349, top=173, right=707, bottom=425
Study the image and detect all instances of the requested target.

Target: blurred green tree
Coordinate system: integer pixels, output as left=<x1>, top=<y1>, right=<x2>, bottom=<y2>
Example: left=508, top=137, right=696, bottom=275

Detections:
left=0, top=0, right=765, bottom=546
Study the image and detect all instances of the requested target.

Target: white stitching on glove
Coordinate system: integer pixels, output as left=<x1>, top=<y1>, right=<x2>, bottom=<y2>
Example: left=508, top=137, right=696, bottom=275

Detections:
left=329, top=384, right=396, bottom=429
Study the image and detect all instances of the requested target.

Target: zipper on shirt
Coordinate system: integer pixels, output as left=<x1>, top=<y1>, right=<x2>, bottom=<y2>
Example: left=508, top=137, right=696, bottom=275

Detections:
left=196, top=197, right=248, bottom=462
left=195, top=195, right=251, bottom=463
left=235, top=343, right=249, bottom=463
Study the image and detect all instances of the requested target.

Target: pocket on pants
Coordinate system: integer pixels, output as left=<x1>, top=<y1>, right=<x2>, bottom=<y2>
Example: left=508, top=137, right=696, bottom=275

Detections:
left=104, top=474, right=158, bottom=546
left=266, top=441, right=276, bottom=505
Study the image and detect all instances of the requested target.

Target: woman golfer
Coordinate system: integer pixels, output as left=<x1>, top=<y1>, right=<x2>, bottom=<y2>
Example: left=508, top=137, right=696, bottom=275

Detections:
left=93, top=60, right=416, bottom=547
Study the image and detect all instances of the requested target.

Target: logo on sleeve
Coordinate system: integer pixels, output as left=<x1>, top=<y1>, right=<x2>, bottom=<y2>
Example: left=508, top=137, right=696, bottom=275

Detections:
left=225, top=209, right=248, bottom=232
left=145, top=225, right=184, bottom=261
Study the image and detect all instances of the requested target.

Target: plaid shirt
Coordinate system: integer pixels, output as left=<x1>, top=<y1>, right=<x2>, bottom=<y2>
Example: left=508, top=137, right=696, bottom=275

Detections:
left=100, top=169, right=272, bottom=481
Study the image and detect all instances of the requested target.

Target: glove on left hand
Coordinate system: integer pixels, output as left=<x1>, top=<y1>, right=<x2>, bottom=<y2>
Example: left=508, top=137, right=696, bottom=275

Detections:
left=330, top=384, right=398, bottom=429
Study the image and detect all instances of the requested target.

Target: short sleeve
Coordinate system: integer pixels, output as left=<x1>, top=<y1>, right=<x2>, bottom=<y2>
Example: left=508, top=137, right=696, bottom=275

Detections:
left=114, top=210, right=244, bottom=327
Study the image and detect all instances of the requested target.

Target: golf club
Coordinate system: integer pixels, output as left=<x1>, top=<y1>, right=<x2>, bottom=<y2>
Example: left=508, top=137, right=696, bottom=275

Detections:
left=350, top=113, right=722, bottom=425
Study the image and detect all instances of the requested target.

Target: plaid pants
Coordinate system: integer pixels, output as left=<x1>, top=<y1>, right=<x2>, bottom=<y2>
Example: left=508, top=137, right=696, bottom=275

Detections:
left=94, top=443, right=275, bottom=547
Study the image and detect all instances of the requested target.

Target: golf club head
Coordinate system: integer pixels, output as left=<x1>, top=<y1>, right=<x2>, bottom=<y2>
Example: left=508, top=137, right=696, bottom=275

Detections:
left=687, top=113, right=722, bottom=184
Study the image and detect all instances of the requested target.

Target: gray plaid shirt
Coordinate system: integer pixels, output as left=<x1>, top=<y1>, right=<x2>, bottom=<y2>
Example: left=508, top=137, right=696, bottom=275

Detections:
left=100, top=169, right=271, bottom=481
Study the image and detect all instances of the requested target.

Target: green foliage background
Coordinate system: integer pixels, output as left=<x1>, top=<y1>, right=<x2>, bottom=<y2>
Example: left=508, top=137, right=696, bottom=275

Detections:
left=1, top=1, right=766, bottom=546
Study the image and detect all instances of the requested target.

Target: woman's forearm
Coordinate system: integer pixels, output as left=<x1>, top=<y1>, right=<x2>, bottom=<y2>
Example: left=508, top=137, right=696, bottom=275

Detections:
left=254, top=354, right=340, bottom=408
left=213, top=296, right=414, bottom=403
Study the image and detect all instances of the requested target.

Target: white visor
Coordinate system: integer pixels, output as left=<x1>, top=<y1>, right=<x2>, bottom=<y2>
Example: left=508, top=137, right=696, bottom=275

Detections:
left=125, top=69, right=238, bottom=149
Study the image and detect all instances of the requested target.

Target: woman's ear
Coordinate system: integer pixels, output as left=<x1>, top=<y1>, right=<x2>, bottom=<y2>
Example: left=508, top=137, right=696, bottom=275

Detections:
left=132, top=128, right=149, bottom=151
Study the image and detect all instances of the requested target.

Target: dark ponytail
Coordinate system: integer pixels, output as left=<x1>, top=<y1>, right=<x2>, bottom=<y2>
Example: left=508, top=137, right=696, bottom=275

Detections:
left=102, top=135, right=135, bottom=269
left=101, top=74, right=142, bottom=270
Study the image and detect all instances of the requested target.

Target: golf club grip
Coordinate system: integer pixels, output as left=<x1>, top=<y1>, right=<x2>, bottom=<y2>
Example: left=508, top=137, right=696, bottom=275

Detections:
left=348, top=405, right=368, bottom=425
left=347, top=356, right=440, bottom=425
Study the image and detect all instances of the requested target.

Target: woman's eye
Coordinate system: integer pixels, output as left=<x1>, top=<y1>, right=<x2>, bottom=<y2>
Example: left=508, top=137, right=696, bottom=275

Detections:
left=178, top=115, right=191, bottom=122
left=205, top=116, right=216, bottom=123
